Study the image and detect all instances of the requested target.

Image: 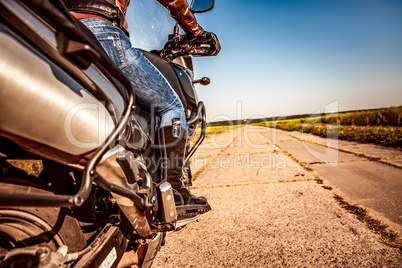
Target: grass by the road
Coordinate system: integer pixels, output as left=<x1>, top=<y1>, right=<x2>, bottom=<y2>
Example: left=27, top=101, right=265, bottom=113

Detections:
left=253, top=106, right=402, bottom=147
left=333, top=195, right=399, bottom=245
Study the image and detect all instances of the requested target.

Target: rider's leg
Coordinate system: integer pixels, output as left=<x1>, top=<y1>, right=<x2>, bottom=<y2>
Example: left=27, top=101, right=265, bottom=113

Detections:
left=80, top=19, right=210, bottom=215
left=79, top=19, right=186, bottom=129
left=158, top=124, right=211, bottom=216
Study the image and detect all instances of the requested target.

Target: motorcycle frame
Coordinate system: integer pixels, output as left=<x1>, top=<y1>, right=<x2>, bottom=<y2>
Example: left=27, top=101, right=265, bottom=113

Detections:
left=0, top=0, right=207, bottom=213
left=0, top=0, right=146, bottom=208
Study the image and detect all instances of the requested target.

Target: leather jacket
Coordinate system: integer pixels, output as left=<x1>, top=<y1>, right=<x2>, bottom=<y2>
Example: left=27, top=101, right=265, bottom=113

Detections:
left=157, top=0, right=203, bottom=36
left=63, top=0, right=202, bottom=37
left=64, top=0, right=130, bottom=35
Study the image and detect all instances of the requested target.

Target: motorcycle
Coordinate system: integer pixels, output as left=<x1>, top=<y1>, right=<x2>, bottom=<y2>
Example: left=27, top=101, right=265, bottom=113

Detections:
left=0, top=0, right=220, bottom=267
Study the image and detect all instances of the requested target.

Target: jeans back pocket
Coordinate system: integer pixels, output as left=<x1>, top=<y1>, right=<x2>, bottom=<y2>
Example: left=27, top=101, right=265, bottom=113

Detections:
left=97, top=32, right=127, bottom=69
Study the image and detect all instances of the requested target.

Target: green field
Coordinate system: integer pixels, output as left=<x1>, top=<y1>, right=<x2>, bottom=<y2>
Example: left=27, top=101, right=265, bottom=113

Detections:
left=253, top=106, right=402, bottom=147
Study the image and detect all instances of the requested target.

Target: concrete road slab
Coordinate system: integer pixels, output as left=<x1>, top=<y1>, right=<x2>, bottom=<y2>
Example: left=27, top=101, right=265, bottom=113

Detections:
left=312, top=161, right=402, bottom=226
left=277, top=140, right=362, bottom=164
left=193, top=128, right=311, bottom=186
left=193, top=152, right=313, bottom=187
left=279, top=129, right=402, bottom=166
left=157, top=126, right=402, bottom=267
left=199, top=129, right=240, bottom=150
left=253, top=126, right=402, bottom=231
left=155, top=182, right=402, bottom=267
left=190, top=129, right=240, bottom=174
left=222, top=133, right=280, bottom=155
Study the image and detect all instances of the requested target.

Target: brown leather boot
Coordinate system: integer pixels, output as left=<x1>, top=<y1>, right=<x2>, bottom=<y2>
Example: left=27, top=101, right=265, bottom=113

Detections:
left=158, top=124, right=211, bottom=219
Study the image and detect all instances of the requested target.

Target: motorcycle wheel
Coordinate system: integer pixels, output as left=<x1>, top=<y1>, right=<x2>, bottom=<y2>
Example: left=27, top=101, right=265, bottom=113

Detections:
left=0, top=178, right=87, bottom=260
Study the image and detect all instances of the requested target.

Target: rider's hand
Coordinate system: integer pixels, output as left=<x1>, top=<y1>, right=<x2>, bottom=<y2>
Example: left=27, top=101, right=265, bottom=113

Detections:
left=183, top=24, right=204, bottom=42
left=196, top=31, right=221, bottom=56
left=183, top=27, right=221, bottom=56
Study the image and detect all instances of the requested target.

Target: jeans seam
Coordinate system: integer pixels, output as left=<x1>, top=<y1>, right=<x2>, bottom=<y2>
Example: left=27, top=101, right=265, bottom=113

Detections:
left=114, top=32, right=127, bottom=69
left=84, top=23, right=113, bottom=28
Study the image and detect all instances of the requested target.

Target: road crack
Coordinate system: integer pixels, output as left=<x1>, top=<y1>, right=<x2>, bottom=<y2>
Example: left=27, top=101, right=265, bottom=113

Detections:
left=308, top=159, right=369, bottom=165
left=191, top=178, right=315, bottom=190
left=283, top=132, right=402, bottom=169
left=255, top=126, right=402, bottom=246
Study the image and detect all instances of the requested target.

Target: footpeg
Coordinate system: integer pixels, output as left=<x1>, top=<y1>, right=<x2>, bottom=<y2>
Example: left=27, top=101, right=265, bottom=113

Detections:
left=176, top=203, right=211, bottom=220
left=175, top=214, right=200, bottom=229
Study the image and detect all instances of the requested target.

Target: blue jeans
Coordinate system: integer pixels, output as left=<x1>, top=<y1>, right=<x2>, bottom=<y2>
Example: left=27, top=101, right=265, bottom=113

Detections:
left=80, top=19, right=186, bottom=128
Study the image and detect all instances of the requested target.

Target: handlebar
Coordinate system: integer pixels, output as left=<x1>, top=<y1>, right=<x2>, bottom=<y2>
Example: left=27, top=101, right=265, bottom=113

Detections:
left=160, top=31, right=220, bottom=59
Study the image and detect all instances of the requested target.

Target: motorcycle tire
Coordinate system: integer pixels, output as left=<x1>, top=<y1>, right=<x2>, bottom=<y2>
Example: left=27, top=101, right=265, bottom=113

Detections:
left=0, top=178, right=87, bottom=260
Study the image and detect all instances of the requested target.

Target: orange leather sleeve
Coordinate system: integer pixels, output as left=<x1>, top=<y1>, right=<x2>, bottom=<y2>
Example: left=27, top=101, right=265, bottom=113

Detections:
left=157, top=0, right=203, bottom=36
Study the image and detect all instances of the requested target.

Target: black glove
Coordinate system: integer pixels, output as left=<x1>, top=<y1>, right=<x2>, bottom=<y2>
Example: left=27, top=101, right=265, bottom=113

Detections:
left=194, top=31, right=221, bottom=56
left=182, top=26, right=221, bottom=56
left=183, top=24, right=204, bottom=43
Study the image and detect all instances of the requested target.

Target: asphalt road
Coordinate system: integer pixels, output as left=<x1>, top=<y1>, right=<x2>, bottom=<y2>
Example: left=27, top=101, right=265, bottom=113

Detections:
left=153, top=126, right=402, bottom=267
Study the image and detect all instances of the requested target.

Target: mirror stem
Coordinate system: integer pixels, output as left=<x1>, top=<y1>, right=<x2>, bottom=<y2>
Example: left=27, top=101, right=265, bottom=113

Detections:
left=174, top=23, right=179, bottom=35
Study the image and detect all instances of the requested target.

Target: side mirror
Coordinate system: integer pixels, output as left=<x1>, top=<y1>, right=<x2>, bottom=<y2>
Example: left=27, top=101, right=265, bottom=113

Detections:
left=193, top=77, right=210, bottom=86
left=190, top=0, right=215, bottom=13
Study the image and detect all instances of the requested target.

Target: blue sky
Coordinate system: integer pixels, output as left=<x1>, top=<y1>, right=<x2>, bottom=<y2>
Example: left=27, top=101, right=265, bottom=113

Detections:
left=129, top=0, right=402, bottom=121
